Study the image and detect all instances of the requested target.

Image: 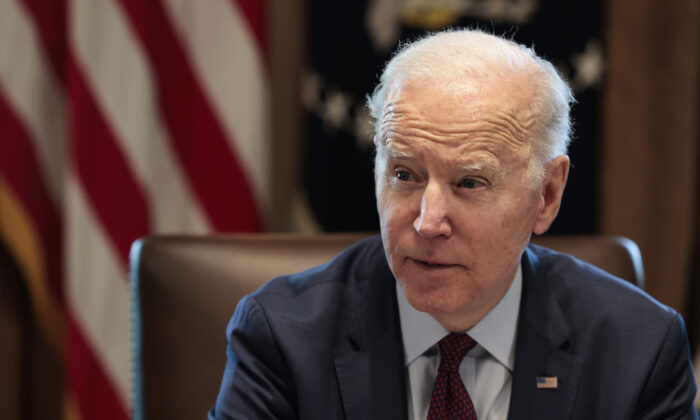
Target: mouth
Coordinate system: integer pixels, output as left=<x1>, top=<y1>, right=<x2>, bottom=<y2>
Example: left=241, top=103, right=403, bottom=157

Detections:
left=409, top=258, right=463, bottom=270
left=418, top=261, right=447, bottom=268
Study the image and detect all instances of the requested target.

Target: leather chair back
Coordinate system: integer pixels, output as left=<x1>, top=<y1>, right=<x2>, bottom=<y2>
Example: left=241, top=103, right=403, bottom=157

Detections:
left=129, top=234, right=643, bottom=420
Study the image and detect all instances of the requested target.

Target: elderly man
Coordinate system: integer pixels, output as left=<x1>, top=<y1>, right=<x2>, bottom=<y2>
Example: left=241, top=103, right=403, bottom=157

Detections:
left=209, top=30, right=697, bottom=419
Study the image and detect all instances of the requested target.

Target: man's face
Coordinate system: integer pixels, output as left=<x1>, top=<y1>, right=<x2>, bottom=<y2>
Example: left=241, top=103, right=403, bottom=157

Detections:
left=375, top=76, right=550, bottom=331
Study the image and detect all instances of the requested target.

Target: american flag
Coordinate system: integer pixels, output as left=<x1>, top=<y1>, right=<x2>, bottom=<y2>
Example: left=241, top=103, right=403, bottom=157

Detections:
left=0, top=0, right=268, bottom=418
left=536, top=376, right=558, bottom=389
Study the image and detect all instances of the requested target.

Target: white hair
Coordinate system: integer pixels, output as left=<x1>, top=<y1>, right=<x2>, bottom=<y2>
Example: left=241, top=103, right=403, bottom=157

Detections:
left=367, top=29, right=574, bottom=182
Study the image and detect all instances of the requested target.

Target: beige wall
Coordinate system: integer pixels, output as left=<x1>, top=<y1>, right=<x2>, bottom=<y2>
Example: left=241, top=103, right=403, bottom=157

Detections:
left=267, top=0, right=311, bottom=232
left=601, top=0, right=699, bottom=317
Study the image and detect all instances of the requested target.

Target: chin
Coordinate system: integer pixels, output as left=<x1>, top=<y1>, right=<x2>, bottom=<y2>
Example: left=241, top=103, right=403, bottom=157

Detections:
left=402, top=280, right=471, bottom=316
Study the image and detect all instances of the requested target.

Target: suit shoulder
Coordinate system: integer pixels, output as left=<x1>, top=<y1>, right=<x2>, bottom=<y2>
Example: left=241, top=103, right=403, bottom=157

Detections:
left=526, top=244, right=677, bottom=324
left=228, top=235, right=393, bottom=361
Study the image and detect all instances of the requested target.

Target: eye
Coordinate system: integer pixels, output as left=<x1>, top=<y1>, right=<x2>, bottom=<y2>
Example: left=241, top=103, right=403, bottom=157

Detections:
left=395, top=170, right=413, bottom=181
left=459, top=177, right=484, bottom=189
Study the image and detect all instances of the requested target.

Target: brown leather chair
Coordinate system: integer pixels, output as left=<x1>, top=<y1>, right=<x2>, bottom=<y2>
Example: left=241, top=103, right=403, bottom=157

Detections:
left=129, top=234, right=643, bottom=420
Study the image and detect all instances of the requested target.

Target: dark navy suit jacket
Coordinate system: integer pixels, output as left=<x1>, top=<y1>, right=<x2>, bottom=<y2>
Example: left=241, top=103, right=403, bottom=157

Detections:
left=209, top=235, right=697, bottom=419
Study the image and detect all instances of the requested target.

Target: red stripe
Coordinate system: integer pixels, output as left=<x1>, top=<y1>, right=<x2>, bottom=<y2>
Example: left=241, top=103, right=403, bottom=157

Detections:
left=0, top=90, right=63, bottom=303
left=68, top=57, right=150, bottom=263
left=21, top=0, right=68, bottom=83
left=68, top=312, right=129, bottom=420
left=232, top=0, right=267, bottom=57
left=117, top=0, right=261, bottom=232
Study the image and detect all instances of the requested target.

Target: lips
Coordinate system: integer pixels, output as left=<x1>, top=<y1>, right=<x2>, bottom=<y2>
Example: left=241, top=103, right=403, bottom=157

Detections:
left=417, top=260, right=449, bottom=268
left=409, top=257, right=462, bottom=269
left=422, top=261, right=442, bottom=268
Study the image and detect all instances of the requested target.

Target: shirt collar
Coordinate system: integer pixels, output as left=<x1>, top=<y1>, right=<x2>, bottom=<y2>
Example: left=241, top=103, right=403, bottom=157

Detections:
left=397, top=264, right=522, bottom=371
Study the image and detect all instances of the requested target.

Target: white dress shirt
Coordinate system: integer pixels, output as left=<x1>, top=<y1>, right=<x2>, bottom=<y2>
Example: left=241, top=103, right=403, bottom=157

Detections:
left=397, top=265, right=522, bottom=420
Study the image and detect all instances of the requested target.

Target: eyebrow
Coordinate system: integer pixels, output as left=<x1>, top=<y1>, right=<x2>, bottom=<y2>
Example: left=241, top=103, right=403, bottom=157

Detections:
left=460, top=161, right=497, bottom=172
left=383, top=143, right=499, bottom=172
left=383, top=144, right=411, bottom=159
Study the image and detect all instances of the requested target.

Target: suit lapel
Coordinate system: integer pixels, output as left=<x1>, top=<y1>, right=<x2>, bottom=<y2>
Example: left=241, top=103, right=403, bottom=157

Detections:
left=508, top=247, right=584, bottom=420
left=334, top=326, right=407, bottom=420
left=334, top=251, right=407, bottom=420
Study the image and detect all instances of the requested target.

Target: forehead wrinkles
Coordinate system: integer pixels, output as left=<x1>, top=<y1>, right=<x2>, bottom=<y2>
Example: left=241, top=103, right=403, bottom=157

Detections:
left=378, top=101, right=536, bottom=154
left=480, top=109, right=536, bottom=149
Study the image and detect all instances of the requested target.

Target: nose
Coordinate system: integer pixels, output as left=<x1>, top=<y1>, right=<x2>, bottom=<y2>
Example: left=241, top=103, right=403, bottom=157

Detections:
left=413, top=182, right=452, bottom=238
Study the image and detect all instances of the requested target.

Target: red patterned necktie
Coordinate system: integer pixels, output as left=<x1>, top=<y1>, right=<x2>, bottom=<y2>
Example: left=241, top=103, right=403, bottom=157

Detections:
left=427, top=333, right=478, bottom=420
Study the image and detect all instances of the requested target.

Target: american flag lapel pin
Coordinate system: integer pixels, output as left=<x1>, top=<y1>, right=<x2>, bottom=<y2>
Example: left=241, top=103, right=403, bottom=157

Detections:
left=536, top=376, right=558, bottom=389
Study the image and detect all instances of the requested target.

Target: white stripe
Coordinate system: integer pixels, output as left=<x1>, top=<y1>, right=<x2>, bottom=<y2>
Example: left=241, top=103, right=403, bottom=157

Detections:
left=65, top=174, right=131, bottom=408
left=161, top=0, right=270, bottom=215
left=0, top=0, right=66, bottom=205
left=69, top=0, right=211, bottom=234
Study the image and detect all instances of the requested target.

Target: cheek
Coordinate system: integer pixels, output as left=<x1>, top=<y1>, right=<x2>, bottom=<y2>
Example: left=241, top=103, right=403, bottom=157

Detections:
left=503, top=194, right=540, bottom=237
left=489, top=192, right=539, bottom=232
left=376, top=182, right=416, bottom=229
left=456, top=201, right=532, bottom=259
left=479, top=202, right=537, bottom=264
left=377, top=190, right=421, bottom=268
left=378, top=195, right=410, bottom=241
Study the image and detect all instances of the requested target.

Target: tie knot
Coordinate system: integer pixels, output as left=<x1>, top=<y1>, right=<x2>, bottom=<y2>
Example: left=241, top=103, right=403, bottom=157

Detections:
left=438, top=333, right=476, bottom=371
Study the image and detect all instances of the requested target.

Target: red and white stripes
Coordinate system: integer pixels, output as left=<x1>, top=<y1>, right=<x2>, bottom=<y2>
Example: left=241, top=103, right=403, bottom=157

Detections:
left=0, top=0, right=267, bottom=418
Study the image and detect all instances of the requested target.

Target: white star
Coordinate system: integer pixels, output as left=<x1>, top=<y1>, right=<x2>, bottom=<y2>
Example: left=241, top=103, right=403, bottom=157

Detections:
left=571, top=40, right=605, bottom=92
left=322, top=90, right=352, bottom=130
left=366, top=0, right=401, bottom=51
left=354, top=105, right=375, bottom=149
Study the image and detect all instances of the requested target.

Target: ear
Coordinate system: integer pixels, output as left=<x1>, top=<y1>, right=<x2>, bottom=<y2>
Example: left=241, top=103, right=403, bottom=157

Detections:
left=533, top=155, right=570, bottom=235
